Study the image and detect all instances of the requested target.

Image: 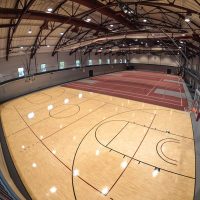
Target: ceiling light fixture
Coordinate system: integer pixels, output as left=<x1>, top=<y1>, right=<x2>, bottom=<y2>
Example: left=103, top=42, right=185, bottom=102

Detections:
left=28, top=29, right=32, bottom=34
left=143, top=19, right=147, bottom=22
left=84, top=18, right=91, bottom=23
left=47, top=8, right=53, bottom=13
left=185, top=17, right=190, bottom=22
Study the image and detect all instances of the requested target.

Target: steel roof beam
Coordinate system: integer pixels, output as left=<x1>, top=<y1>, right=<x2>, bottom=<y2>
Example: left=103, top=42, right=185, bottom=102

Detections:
left=6, top=0, right=36, bottom=60
left=0, top=8, right=107, bottom=31
left=0, top=24, right=15, bottom=28
left=71, top=0, right=135, bottom=30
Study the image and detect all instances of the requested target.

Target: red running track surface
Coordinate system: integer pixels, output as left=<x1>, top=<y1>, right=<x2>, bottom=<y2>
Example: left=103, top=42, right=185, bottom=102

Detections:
left=62, top=70, right=188, bottom=111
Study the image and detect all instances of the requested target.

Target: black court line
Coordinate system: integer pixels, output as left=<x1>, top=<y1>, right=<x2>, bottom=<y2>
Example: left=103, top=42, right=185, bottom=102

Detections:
left=160, top=141, right=179, bottom=163
left=7, top=104, right=195, bottom=199
left=42, top=100, right=105, bottom=140
left=29, top=98, right=90, bottom=126
left=71, top=109, right=195, bottom=200
left=104, top=114, right=156, bottom=195
left=156, top=138, right=180, bottom=166
left=49, top=104, right=80, bottom=119
left=22, top=89, right=77, bottom=110
left=24, top=93, right=52, bottom=104
left=23, top=87, right=68, bottom=106
left=96, top=130, right=195, bottom=179
left=6, top=98, right=90, bottom=138
left=95, top=119, right=195, bottom=179
left=13, top=104, right=107, bottom=198
left=105, top=122, right=129, bottom=147
left=42, top=87, right=66, bottom=97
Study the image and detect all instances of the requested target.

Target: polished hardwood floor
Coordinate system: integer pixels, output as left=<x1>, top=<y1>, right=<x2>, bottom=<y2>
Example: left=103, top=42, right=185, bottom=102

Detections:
left=0, top=86, right=195, bottom=200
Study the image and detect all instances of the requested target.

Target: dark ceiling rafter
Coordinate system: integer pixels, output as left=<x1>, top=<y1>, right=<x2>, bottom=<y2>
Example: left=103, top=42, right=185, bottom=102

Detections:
left=6, top=0, right=36, bottom=60
left=51, top=0, right=137, bottom=56
left=194, top=0, right=200, bottom=6
left=0, top=24, right=15, bottom=28
left=71, top=0, right=136, bottom=30
left=49, top=3, right=112, bottom=56
left=53, top=29, right=92, bottom=56
left=6, top=0, right=21, bottom=61
left=30, top=0, right=69, bottom=59
left=29, top=1, right=112, bottom=58
left=58, top=0, right=199, bottom=56
left=0, top=0, right=199, bottom=59
left=0, top=8, right=108, bottom=31
left=124, top=1, right=200, bottom=29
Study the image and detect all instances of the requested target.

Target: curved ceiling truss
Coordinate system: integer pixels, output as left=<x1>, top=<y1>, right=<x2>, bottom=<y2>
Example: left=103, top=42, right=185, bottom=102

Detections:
left=0, top=0, right=199, bottom=60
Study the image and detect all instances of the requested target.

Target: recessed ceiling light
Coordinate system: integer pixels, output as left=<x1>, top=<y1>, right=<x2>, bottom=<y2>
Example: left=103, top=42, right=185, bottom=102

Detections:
left=47, top=8, right=53, bottom=12
left=84, top=18, right=91, bottom=22
left=28, top=29, right=32, bottom=34
left=185, top=18, right=190, bottom=22
left=143, top=19, right=147, bottom=22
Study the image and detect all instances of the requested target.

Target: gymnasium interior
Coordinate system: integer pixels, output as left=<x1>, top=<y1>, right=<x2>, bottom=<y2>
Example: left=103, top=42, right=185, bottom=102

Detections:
left=0, top=0, right=200, bottom=200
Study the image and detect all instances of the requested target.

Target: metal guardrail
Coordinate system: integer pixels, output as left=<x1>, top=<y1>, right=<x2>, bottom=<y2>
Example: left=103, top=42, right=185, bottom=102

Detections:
left=0, top=171, right=20, bottom=200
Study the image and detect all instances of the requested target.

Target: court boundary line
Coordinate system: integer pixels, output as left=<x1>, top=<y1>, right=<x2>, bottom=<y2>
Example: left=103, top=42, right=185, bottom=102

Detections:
left=71, top=110, right=195, bottom=199
left=3, top=89, right=195, bottom=199
left=7, top=105, right=195, bottom=200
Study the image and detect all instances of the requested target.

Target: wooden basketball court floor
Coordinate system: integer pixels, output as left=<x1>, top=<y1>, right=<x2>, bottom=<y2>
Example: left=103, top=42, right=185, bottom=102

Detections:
left=0, top=83, right=195, bottom=199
